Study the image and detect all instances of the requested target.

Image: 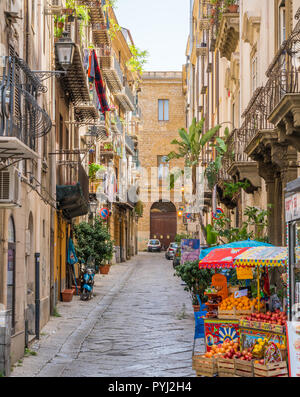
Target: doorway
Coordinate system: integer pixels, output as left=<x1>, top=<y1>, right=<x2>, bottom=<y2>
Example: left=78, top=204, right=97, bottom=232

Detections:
left=150, top=201, right=177, bottom=250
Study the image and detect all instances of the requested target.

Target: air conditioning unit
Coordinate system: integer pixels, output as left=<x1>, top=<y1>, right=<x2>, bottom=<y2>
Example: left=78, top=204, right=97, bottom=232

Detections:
left=0, top=166, right=21, bottom=207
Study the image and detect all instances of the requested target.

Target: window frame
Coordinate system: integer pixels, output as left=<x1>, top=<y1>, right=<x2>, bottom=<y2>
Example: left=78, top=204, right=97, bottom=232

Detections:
left=158, top=99, right=169, bottom=121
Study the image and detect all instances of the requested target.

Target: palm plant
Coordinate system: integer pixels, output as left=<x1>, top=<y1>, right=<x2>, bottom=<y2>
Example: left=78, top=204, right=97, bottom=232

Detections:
left=167, top=117, right=221, bottom=193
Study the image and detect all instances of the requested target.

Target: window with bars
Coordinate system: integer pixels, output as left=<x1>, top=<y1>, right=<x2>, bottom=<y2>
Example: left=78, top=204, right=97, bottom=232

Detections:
left=158, top=99, right=169, bottom=121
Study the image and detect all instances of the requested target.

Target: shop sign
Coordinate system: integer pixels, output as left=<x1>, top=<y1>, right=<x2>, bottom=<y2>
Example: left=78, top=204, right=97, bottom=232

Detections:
left=285, top=193, right=300, bottom=222
left=286, top=321, right=300, bottom=377
left=234, top=289, right=248, bottom=299
left=236, top=267, right=253, bottom=280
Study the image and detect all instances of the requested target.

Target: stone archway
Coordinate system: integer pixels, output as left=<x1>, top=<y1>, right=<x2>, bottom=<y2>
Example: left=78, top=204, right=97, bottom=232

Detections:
left=150, top=201, right=177, bottom=250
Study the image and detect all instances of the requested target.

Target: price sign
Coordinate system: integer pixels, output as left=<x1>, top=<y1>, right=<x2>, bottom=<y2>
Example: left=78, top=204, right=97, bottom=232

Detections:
left=236, top=267, right=253, bottom=280
left=234, top=289, right=249, bottom=299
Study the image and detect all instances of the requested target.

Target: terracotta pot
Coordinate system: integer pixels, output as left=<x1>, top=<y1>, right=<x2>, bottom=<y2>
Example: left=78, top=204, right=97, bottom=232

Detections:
left=99, top=265, right=111, bottom=274
left=227, top=4, right=238, bottom=13
left=193, top=305, right=200, bottom=312
left=58, top=22, right=64, bottom=29
left=61, top=289, right=73, bottom=302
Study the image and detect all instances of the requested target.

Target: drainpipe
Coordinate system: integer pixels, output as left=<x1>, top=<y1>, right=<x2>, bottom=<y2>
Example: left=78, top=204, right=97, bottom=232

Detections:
left=35, top=253, right=40, bottom=339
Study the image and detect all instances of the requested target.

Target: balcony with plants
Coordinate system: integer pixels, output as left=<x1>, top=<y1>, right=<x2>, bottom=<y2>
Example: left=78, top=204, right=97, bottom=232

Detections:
left=110, top=112, right=124, bottom=135
left=88, top=162, right=107, bottom=194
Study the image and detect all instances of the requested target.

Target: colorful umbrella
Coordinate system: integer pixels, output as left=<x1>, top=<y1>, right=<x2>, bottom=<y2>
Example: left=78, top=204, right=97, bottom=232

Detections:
left=199, top=240, right=274, bottom=260
left=199, top=247, right=250, bottom=269
left=234, top=246, right=287, bottom=267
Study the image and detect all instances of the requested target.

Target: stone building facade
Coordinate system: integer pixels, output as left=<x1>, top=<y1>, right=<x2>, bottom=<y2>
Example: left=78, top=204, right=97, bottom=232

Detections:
left=137, top=72, right=187, bottom=251
left=185, top=0, right=300, bottom=246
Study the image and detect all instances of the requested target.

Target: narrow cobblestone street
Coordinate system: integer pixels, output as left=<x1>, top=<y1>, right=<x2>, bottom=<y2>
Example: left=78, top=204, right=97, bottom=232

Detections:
left=11, top=253, right=199, bottom=377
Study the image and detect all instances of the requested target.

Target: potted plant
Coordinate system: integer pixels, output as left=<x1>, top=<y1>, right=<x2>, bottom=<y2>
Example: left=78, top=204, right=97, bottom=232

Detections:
left=88, top=163, right=106, bottom=181
left=224, top=0, right=239, bottom=13
left=174, top=261, right=214, bottom=311
left=74, top=216, right=114, bottom=276
left=61, top=289, right=74, bottom=302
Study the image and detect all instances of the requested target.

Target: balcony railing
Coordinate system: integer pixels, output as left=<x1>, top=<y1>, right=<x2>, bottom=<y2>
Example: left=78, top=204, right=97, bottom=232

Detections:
left=125, top=133, right=135, bottom=154
left=115, top=83, right=135, bottom=111
left=265, top=22, right=300, bottom=118
left=98, top=47, right=124, bottom=93
left=110, top=113, right=123, bottom=135
left=0, top=54, right=52, bottom=154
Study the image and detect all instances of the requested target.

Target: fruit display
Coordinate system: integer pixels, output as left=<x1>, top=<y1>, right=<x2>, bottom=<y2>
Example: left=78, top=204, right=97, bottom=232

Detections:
left=219, top=294, right=261, bottom=311
left=252, top=338, right=269, bottom=358
left=243, top=310, right=287, bottom=326
left=204, top=340, right=239, bottom=358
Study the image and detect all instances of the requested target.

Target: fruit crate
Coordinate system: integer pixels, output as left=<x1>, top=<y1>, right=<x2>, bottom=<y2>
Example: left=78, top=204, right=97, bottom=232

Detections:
left=254, top=361, right=288, bottom=377
left=192, top=354, right=218, bottom=377
left=234, top=358, right=254, bottom=377
left=218, top=307, right=253, bottom=320
left=217, top=357, right=235, bottom=377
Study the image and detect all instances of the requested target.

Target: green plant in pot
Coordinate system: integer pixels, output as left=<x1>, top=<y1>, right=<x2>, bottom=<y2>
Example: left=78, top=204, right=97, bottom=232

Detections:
left=88, top=163, right=106, bottom=181
left=224, top=0, right=239, bottom=13
left=174, top=261, right=214, bottom=307
left=73, top=216, right=114, bottom=273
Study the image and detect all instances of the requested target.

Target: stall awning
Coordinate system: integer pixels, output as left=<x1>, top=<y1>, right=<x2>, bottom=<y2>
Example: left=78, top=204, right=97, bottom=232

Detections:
left=199, top=247, right=250, bottom=269
left=234, top=246, right=287, bottom=267
left=199, top=240, right=274, bottom=260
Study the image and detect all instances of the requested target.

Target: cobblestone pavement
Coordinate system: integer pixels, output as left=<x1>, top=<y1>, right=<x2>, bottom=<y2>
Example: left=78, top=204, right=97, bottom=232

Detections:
left=11, top=253, right=201, bottom=377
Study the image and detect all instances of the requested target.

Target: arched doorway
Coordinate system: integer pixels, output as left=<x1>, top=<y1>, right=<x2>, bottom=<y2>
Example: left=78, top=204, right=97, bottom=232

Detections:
left=7, top=216, right=16, bottom=331
left=150, top=201, right=177, bottom=250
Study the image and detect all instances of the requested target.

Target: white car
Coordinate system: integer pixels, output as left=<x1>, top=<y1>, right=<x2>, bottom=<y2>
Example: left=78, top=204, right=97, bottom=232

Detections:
left=147, top=239, right=161, bottom=252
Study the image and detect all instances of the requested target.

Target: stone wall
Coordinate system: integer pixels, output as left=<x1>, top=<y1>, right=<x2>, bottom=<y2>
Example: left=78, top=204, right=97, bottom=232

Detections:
left=137, top=72, right=186, bottom=250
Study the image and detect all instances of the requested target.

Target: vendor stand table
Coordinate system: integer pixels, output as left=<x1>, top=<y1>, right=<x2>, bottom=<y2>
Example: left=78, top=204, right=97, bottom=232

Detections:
left=204, top=318, right=240, bottom=352
left=239, top=319, right=286, bottom=352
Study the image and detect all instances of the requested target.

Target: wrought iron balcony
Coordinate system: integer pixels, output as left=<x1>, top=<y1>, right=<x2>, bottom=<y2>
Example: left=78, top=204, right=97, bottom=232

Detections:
left=75, top=0, right=105, bottom=23
left=0, top=54, right=52, bottom=158
left=74, top=86, right=101, bottom=123
left=224, top=128, right=261, bottom=190
left=56, top=161, right=89, bottom=219
left=92, top=22, right=110, bottom=46
left=125, top=133, right=135, bottom=154
left=110, top=113, right=123, bottom=135
left=115, top=83, right=135, bottom=111
left=265, top=17, right=300, bottom=150
left=99, top=47, right=123, bottom=93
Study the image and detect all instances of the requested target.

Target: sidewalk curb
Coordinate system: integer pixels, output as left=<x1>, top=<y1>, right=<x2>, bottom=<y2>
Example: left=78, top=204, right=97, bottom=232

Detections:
left=12, top=258, right=139, bottom=377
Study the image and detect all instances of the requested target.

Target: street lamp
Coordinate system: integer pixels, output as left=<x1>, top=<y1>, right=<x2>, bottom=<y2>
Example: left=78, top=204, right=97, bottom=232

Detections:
left=55, top=32, right=75, bottom=70
left=89, top=199, right=98, bottom=215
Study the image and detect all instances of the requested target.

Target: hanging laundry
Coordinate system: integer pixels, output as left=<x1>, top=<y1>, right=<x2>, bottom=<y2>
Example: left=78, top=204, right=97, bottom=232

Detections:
left=91, top=49, right=110, bottom=113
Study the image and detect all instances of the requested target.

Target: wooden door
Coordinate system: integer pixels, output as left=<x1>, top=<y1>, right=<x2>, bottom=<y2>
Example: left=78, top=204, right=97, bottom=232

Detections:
left=150, top=212, right=177, bottom=250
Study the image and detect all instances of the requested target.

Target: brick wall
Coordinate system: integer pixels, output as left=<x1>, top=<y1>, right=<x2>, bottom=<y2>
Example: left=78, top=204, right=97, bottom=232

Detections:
left=137, top=72, right=187, bottom=250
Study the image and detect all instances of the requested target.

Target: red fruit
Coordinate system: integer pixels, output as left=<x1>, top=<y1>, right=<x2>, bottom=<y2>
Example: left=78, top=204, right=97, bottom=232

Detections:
left=259, top=359, right=264, bottom=365
left=241, top=357, right=246, bottom=360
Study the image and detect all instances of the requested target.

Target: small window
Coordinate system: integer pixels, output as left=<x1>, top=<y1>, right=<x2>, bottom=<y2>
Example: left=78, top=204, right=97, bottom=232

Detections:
left=279, top=2, right=286, bottom=46
left=158, top=99, right=169, bottom=121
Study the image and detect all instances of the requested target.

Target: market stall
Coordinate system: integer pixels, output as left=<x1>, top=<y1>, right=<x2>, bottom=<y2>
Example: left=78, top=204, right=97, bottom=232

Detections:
left=199, top=247, right=259, bottom=351
left=193, top=245, right=289, bottom=377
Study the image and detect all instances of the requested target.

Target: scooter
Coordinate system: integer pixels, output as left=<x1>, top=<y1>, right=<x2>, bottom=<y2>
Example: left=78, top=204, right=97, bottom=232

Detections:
left=80, top=264, right=95, bottom=301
